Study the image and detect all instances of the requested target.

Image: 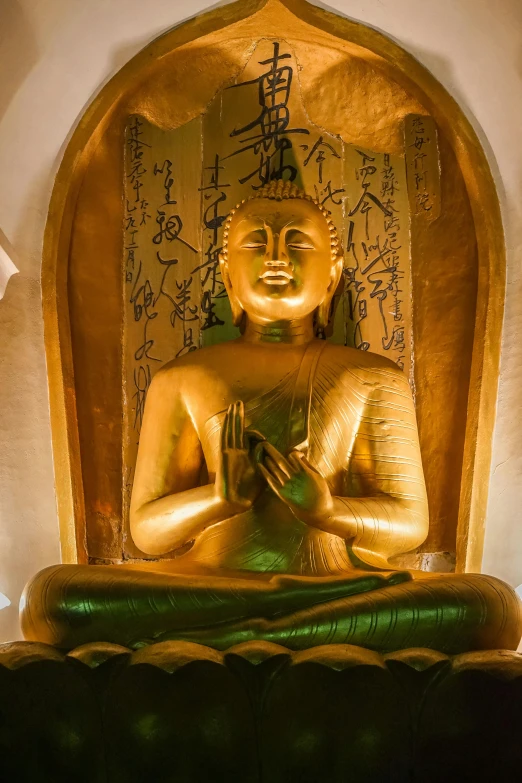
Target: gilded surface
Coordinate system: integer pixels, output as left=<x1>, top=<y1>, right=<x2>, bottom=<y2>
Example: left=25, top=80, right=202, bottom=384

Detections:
left=23, top=185, right=522, bottom=653
left=42, top=0, right=505, bottom=577
left=122, top=39, right=413, bottom=556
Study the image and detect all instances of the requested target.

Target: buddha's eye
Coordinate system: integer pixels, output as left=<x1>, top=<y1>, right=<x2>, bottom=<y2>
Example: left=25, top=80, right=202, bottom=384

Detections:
left=241, top=231, right=267, bottom=250
left=286, top=230, right=314, bottom=250
left=287, top=241, right=314, bottom=250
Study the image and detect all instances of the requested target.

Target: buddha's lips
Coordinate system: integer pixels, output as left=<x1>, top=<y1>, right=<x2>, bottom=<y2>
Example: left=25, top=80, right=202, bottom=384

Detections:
left=260, top=270, right=293, bottom=285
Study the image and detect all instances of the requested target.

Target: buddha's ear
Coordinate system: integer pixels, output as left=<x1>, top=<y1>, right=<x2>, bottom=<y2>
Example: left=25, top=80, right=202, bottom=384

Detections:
left=316, top=255, right=344, bottom=330
left=219, top=253, right=245, bottom=327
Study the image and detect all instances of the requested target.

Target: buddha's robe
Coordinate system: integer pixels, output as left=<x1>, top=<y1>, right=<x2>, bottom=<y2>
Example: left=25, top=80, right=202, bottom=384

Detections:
left=21, top=344, right=521, bottom=652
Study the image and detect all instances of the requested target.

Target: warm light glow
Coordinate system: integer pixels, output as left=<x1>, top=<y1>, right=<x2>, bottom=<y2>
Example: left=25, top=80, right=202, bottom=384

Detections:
left=0, top=592, right=11, bottom=610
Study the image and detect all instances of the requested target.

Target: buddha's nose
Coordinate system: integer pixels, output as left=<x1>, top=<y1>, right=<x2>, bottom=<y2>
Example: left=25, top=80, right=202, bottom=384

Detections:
left=268, top=233, right=289, bottom=264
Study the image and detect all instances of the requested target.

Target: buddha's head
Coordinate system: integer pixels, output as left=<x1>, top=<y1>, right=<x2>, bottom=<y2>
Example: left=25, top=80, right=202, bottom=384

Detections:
left=219, top=180, right=343, bottom=331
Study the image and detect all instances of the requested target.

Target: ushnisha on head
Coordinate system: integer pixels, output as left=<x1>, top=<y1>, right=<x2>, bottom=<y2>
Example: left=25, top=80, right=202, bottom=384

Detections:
left=219, top=179, right=343, bottom=330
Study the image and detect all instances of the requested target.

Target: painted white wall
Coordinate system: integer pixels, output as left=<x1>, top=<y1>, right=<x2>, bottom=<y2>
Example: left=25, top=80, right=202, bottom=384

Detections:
left=0, top=0, right=521, bottom=642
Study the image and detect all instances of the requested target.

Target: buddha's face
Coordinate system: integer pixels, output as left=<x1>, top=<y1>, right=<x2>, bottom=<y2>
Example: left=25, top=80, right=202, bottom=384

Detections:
left=221, top=198, right=342, bottom=324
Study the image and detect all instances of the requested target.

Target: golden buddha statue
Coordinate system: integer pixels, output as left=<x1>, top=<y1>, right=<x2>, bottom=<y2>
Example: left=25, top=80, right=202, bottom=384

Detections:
left=22, top=179, right=521, bottom=653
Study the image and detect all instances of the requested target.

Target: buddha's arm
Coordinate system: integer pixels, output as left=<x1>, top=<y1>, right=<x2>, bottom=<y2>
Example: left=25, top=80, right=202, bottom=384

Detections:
left=130, top=367, right=235, bottom=556
left=328, top=362, right=429, bottom=567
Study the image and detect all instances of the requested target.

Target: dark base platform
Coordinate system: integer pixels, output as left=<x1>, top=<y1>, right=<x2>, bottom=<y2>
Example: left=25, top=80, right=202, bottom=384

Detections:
left=1, top=640, right=521, bottom=782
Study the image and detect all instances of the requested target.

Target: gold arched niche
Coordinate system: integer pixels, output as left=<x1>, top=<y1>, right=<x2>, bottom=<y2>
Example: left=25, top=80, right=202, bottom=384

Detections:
left=43, top=0, right=504, bottom=573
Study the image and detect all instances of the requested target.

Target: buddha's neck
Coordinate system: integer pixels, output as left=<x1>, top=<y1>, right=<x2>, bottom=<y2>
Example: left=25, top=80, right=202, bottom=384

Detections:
left=241, top=317, right=315, bottom=346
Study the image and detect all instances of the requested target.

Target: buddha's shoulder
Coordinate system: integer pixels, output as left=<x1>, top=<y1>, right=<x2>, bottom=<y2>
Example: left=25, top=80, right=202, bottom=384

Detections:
left=322, top=343, right=407, bottom=385
left=150, top=342, right=238, bottom=384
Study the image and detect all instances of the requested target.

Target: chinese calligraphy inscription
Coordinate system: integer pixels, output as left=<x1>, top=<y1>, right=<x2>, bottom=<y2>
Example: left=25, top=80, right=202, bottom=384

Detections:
left=405, top=114, right=441, bottom=221
left=341, top=145, right=412, bottom=377
left=123, top=116, right=202, bottom=554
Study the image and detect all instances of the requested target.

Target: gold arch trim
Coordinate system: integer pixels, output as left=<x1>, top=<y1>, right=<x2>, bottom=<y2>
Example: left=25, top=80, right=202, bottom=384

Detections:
left=43, top=0, right=504, bottom=571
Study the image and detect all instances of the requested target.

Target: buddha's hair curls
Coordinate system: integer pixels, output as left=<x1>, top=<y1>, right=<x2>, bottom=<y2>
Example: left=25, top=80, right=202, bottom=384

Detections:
left=220, top=179, right=341, bottom=262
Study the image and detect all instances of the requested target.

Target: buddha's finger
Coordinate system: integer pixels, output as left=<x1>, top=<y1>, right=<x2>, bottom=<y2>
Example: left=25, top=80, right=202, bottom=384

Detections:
left=221, top=408, right=229, bottom=451
left=224, top=404, right=235, bottom=450
left=232, top=401, right=242, bottom=449
left=288, top=451, right=305, bottom=473
left=260, top=441, right=293, bottom=477
left=290, top=450, right=320, bottom=476
left=245, top=429, right=265, bottom=454
left=258, top=463, right=283, bottom=497
left=229, top=401, right=237, bottom=449
left=254, top=440, right=266, bottom=467
left=235, top=400, right=244, bottom=449
left=265, top=455, right=288, bottom=485
left=244, top=428, right=264, bottom=443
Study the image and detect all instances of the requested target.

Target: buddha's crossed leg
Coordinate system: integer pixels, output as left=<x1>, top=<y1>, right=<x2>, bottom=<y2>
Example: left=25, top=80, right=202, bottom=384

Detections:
left=158, top=573, right=521, bottom=654
left=21, top=564, right=408, bottom=649
left=21, top=565, right=521, bottom=653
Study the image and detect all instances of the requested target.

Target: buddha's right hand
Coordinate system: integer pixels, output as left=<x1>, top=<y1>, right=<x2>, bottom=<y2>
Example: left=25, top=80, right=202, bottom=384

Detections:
left=214, top=401, right=265, bottom=512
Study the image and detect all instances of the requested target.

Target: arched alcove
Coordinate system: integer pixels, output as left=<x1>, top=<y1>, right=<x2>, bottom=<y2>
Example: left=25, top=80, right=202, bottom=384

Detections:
left=42, top=0, right=504, bottom=573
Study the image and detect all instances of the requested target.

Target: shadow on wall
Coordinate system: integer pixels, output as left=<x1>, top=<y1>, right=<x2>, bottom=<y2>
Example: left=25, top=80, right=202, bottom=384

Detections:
left=101, top=0, right=238, bottom=105
left=316, top=2, right=506, bottom=198
left=0, top=155, right=62, bottom=642
left=0, top=1, right=39, bottom=125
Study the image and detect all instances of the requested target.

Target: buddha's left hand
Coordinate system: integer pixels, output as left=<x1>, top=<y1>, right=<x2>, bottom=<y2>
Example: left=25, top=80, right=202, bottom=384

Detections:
left=256, top=441, right=333, bottom=526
